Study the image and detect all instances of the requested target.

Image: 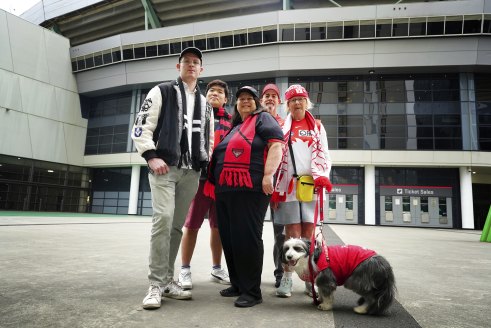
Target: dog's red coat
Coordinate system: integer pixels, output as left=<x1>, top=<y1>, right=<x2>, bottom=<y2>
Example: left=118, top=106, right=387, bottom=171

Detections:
left=302, top=244, right=377, bottom=286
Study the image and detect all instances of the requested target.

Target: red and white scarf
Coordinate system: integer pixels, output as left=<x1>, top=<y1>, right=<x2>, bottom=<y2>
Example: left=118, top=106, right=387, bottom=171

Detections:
left=273, top=111, right=331, bottom=201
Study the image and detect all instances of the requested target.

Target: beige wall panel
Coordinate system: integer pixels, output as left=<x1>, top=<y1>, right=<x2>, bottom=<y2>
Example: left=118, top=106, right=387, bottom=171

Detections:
left=471, top=152, right=491, bottom=166
left=125, top=57, right=179, bottom=85
left=7, top=14, right=49, bottom=83
left=0, top=11, right=13, bottom=72
left=330, top=150, right=373, bottom=166
left=63, top=123, right=86, bottom=166
left=55, top=88, right=86, bottom=127
left=130, top=153, right=146, bottom=165
left=44, top=30, right=78, bottom=92
left=373, top=39, right=478, bottom=67
left=84, top=153, right=134, bottom=167
left=19, top=77, right=58, bottom=119
left=75, top=64, right=127, bottom=94
left=0, top=69, right=22, bottom=111
left=28, top=115, right=67, bottom=163
left=372, top=150, right=472, bottom=167
left=281, top=53, right=373, bottom=71
left=0, top=109, right=33, bottom=158
left=477, top=49, right=491, bottom=66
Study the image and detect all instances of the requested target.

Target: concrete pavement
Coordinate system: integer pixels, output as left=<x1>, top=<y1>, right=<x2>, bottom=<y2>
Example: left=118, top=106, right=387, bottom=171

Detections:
left=0, top=213, right=490, bottom=328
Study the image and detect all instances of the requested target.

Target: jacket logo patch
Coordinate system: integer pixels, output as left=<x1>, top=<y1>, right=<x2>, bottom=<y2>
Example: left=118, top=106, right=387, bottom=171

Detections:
left=134, top=127, right=142, bottom=137
left=232, top=148, right=243, bottom=158
left=140, top=98, right=152, bottom=112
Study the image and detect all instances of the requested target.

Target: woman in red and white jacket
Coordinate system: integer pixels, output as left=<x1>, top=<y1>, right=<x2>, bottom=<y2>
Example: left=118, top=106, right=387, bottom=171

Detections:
left=271, top=84, right=333, bottom=298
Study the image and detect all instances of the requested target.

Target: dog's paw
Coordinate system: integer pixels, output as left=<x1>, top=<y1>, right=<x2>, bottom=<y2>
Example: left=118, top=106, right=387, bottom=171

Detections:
left=353, top=305, right=368, bottom=314
left=317, top=302, right=333, bottom=311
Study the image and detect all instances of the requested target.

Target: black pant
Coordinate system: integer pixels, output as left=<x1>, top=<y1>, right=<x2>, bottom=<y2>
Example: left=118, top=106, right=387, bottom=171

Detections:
left=216, top=191, right=270, bottom=300
left=272, top=210, right=285, bottom=279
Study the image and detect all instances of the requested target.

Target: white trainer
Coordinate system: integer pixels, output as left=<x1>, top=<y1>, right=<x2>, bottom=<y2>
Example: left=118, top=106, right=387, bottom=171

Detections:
left=142, top=285, right=161, bottom=309
left=211, top=268, right=231, bottom=285
left=162, top=280, right=192, bottom=300
left=276, top=276, right=293, bottom=297
left=179, top=269, right=193, bottom=290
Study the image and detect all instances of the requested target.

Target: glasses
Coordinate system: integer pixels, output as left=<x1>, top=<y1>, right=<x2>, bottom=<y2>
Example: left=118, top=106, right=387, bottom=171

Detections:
left=180, top=59, right=201, bottom=66
left=289, top=97, right=306, bottom=104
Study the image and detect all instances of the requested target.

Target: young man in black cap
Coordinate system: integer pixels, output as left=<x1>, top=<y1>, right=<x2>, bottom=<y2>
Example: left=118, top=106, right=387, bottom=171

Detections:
left=131, top=47, right=214, bottom=309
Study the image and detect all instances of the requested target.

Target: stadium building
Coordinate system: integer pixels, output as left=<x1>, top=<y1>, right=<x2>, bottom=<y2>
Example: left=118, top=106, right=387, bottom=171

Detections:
left=1, top=0, right=490, bottom=229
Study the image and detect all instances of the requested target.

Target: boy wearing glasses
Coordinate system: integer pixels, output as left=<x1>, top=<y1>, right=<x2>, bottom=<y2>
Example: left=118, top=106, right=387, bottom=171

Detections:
left=131, top=47, right=214, bottom=309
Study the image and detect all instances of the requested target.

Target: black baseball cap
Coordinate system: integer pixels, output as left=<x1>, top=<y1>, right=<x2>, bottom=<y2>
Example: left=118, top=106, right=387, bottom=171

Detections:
left=236, top=86, right=259, bottom=99
left=179, top=47, right=202, bottom=63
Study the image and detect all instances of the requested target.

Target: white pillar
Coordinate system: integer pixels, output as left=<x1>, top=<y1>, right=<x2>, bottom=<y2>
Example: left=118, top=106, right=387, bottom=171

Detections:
left=364, top=165, right=376, bottom=225
left=128, top=165, right=141, bottom=215
left=459, top=166, right=474, bottom=229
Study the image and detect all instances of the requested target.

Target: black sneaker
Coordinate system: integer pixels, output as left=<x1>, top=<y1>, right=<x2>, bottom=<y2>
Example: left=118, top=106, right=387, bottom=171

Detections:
left=220, top=286, right=240, bottom=297
left=274, top=275, right=282, bottom=288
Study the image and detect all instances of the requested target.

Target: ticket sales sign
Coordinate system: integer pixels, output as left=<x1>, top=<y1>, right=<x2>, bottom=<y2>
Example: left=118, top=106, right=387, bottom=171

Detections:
left=379, top=185, right=452, bottom=197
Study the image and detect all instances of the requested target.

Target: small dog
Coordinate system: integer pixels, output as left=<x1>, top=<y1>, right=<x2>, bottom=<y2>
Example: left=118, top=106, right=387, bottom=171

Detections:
left=282, top=238, right=396, bottom=315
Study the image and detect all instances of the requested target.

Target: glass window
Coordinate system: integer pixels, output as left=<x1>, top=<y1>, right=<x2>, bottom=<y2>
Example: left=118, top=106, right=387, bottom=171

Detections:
left=234, top=29, right=247, bottom=46
left=263, top=25, right=277, bottom=43
left=435, top=138, right=461, bottom=149
left=76, top=57, right=85, bottom=70
left=295, top=23, right=310, bottom=41
left=409, top=17, right=426, bottom=36
left=392, top=18, right=409, bottom=37
left=248, top=27, right=262, bottom=44
left=376, top=19, right=392, bottom=37
left=220, top=31, right=233, bottom=48
left=344, top=21, right=359, bottom=39
left=385, top=196, right=393, bottom=211
left=194, top=35, right=206, bottom=50
left=311, top=22, right=326, bottom=40
left=102, top=50, right=112, bottom=64
left=445, top=16, right=463, bottom=34
left=359, top=20, right=375, bottom=38
left=427, top=17, right=444, bottom=35
left=71, top=59, right=77, bottom=71
left=181, top=36, right=193, bottom=49
left=464, top=14, right=482, bottom=34
left=169, top=38, right=181, bottom=54
left=280, top=24, right=294, bottom=41
left=157, top=40, right=169, bottom=56
left=207, top=33, right=220, bottom=49
left=94, top=52, right=103, bottom=66
left=85, top=55, right=94, bottom=68
left=122, top=45, right=134, bottom=60
left=134, top=43, right=145, bottom=59
left=112, top=48, right=121, bottom=62
left=146, top=42, right=157, bottom=57
left=326, top=22, right=343, bottom=39
left=85, top=93, right=131, bottom=155
left=484, top=14, right=491, bottom=33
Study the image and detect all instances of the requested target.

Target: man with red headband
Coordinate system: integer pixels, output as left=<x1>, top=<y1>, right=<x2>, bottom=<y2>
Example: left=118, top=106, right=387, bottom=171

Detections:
left=260, top=83, right=285, bottom=288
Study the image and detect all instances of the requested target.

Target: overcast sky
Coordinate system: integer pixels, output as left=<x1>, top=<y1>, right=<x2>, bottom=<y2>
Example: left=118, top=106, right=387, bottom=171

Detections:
left=0, top=0, right=39, bottom=16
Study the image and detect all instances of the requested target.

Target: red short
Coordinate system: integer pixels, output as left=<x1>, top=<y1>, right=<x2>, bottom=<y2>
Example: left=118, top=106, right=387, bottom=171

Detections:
left=184, top=180, right=217, bottom=229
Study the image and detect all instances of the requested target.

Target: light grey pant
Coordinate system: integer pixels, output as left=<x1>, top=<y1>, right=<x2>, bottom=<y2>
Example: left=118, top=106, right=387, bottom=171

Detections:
left=147, top=166, right=199, bottom=286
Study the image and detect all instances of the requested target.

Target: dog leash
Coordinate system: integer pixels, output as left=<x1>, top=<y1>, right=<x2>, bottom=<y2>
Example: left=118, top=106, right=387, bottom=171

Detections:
left=308, top=186, right=325, bottom=306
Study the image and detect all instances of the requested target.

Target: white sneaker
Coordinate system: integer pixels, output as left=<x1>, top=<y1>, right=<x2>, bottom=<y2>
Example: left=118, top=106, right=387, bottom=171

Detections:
left=179, top=269, right=193, bottom=290
left=142, top=285, right=161, bottom=309
left=211, top=268, right=231, bottom=285
left=162, top=280, right=192, bottom=300
left=276, top=276, right=293, bottom=297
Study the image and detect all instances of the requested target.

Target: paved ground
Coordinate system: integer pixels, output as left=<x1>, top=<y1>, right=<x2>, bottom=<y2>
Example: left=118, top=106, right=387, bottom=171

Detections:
left=0, top=213, right=490, bottom=328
